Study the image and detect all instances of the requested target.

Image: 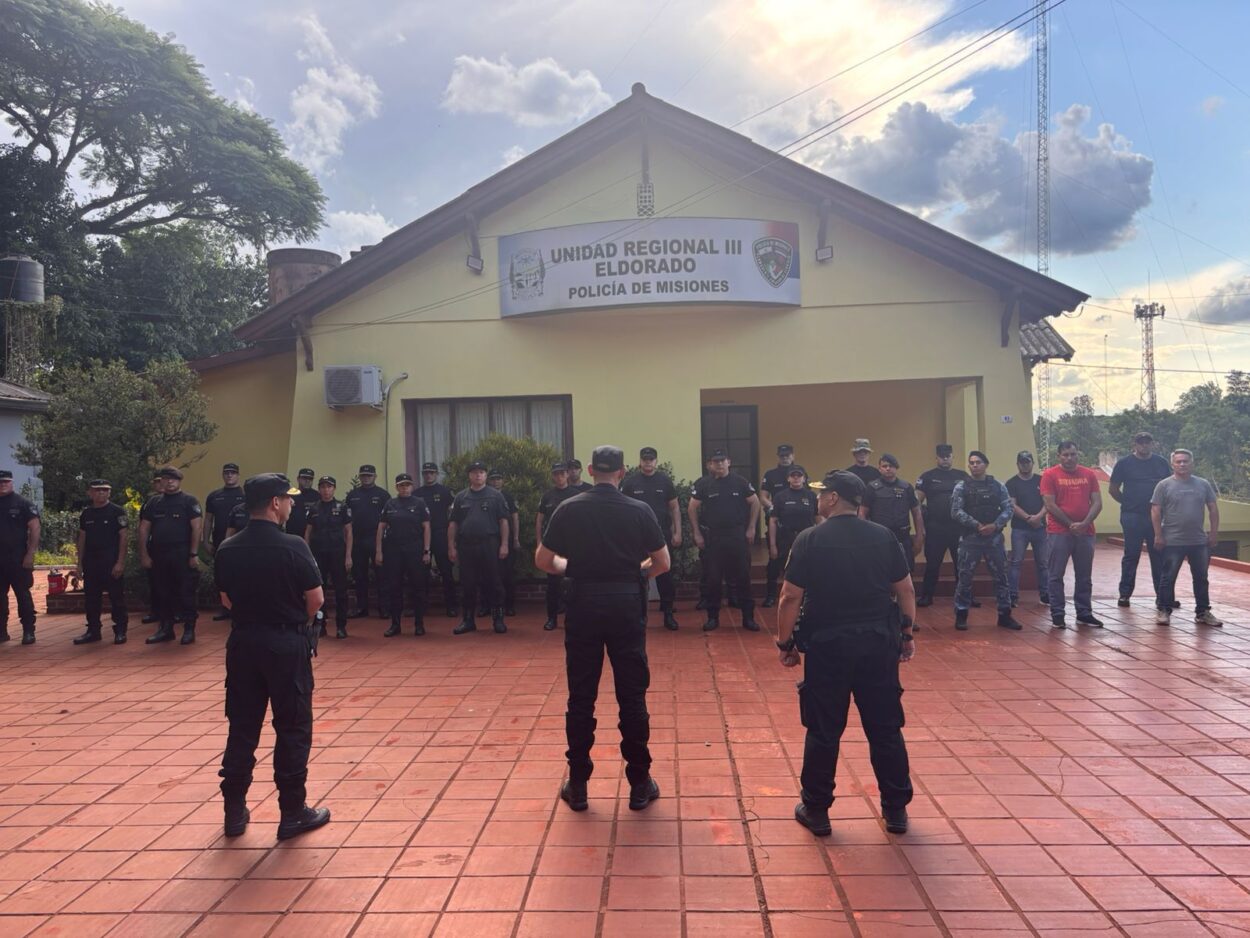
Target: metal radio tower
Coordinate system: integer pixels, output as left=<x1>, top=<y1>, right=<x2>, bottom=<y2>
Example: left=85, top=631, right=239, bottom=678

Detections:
left=1035, top=2, right=1053, bottom=463
left=1135, top=302, right=1165, bottom=412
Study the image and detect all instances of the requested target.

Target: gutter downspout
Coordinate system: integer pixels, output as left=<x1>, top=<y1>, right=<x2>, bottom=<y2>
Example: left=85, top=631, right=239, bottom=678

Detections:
left=382, top=373, right=409, bottom=484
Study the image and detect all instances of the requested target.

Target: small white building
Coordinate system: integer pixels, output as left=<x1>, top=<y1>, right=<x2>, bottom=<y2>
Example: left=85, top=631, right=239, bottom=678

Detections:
left=0, top=379, right=52, bottom=503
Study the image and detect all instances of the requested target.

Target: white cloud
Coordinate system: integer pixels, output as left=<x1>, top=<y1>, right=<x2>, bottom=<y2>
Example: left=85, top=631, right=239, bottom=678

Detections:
left=1201, top=95, right=1225, bottom=117
left=230, top=75, right=258, bottom=113
left=311, top=209, right=397, bottom=260
left=441, top=55, right=611, bottom=127
left=1194, top=274, right=1250, bottom=324
left=501, top=145, right=527, bottom=167
left=285, top=14, right=381, bottom=174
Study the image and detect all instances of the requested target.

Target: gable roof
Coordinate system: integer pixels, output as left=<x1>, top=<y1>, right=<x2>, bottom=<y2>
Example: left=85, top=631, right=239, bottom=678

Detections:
left=0, top=378, right=52, bottom=413
left=236, top=83, right=1087, bottom=343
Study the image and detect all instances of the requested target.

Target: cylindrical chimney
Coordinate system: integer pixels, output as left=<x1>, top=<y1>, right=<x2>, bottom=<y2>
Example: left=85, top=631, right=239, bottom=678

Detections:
left=265, top=248, right=341, bottom=307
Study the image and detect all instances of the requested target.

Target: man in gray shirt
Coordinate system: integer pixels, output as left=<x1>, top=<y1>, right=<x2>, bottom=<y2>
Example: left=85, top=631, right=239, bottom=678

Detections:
left=1151, top=449, right=1222, bottom=626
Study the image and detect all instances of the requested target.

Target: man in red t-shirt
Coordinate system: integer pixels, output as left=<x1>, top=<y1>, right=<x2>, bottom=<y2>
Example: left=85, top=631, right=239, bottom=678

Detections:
left=1039, top=441, right=1104, bottom=629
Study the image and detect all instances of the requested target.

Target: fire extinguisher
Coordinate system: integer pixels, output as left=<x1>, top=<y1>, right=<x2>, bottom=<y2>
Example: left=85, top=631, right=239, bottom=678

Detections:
left=47, top=569, right=68, bottom=595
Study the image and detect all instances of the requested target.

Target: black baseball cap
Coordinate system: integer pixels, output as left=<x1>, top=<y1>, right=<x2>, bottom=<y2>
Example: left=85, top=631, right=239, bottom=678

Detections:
left=297, top=468, right=315, bottom=479
left=395, top=473, right=414, bottom=484
left=808, top=470, right=866, bottom=505
left=88, top=479, right=111, bottom=489
left=421, top=462, right=438, bottom=472
left=708, top=449, right=727, bottom=461
left=786, top=465, right=806, bottom=477
left=0, top=470, right=13, bottom=481
left=1133, top=431, right=1154, bottom=443
left=936, top=444, right=954, bottom=457
left=640, top=446, right=658, bottom=459
left=318, top=475, right=336, bottom=487
left=467, top=460, right=488, bottom=472
left=777, top=443, right=794, bottom=455
left=358, top=464, right=376, bottom=475
left=1017, top=450, right=1034, bottom=463
left=487, top=468, right=503, bottom=480
left=244, top=472, right=300, bottom=507
left=567, top=458, right=583, bottom=469
left=158, top=466, right=183, bottom=480
left=551, top=462, right=568, bottom=472
left=592, top=445, right=624, bottom=472
left=222, top=462, right=239, bottom=472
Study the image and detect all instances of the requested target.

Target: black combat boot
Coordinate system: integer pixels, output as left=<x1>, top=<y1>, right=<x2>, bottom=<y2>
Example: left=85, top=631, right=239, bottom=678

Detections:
left=560, top=779, right=588, bottom=812
left=954, top=609, right=969, bottom=631
left=794, top=802, right=832, bottom=836
left=276, top=804, right=331, bottom=841
left=21, top=627, right=35, bottom=645
left=453, top=616, right=476, bottom=635
left=413, top=619, right=425, bottom=636
left=383, top=621, right=401, bottom=637
left=146, top=622, right=176, bottom=644
left=996, top=610, right=1023, bottom=631
left=492, top=609, right=507, bottom=634
left=180, top=625, right=196, bottom=645
left=742, top=616, right=761, bottom=632
left=883, top=805, right=909, bottom=834
left=629, top=777, right=660, bottom=811
left=113, top=629, right=127, bottom=645
left=543, top=617, right=557, bottom=631
left=761, top=587, right=777, bottom=609
left=223, top=800, right=250, bottom=837
left=702, top=615, right=720, bottom=632
left=335, top=624, right=348, bottom=639
left=73, top=627, right=102, bottom=645
left=663, top=610, right=679, bottom=631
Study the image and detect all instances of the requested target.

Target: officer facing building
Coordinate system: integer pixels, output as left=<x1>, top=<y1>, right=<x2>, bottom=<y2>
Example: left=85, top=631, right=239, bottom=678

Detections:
left=73, top=480, right=129, bottom=645
left=488, top=469, right=521, bottom=616
left=775, top=470, right=915, bottom=838
left=138, top=466, right=202, bottom=646
left=622, top=446, right=682, bottom=630
left=448, top=461, right=510, bottom=635
left=915, top=444, right=970, bottom=607
left=950, top=452, right=1021, bottom=632
left=860, top=454, right=924, bottom=571
left=536, top=462, right=576, bottom=631
left=214, top=473, right=330, bottom=842
left=760, top=444, right=799, bottom=608
left=305, top=476, right=353, bottom=639
left=285, top=469, right=317, bottom=537
left=415, top=462, right=457, bottom=617
left=0, top=469, right=40, bottom=646
left=688, top=449, right=761, bottom=632
left=344, top=464, right=390, bottom=619
left=377, top=473, right=431, bottom=637
left=535, top=444, right=669, bottom=814
left=769, top=466, right=818, bottom=577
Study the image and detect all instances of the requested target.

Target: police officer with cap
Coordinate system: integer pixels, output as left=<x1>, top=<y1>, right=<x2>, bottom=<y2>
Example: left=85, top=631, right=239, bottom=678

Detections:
left=205, top=463, right=245, bottom=621
left=536, top=444, right=670, bottom=813
left=344, top=464, right=390, bottom=618
left=138, top=466, right=202, bottom=645
left=769, top=466, right=818, bottom=576
left=915, top=444, right=971, bottom=607
left=860, top=454, right=924, bottom=572
left=950, top=451, right=1021, bottom=631
left=567, top=458, right=593, bottom=493
left=488, top=469, right=521, bottom=616
left=377, top=473, right=431, bottom=637
left=622, top=446, right=682, bottom=630
left=536, top=462, right=576, bottom=631
left=688, top=448, right=761, bottom=632
left=776, top=470, right=915, bottom=838
left=285, top=469, right=317, bottom=537
left=74, top=479, right=129, bottom=645
left=449, top=461, right=510, bottom=635
left=760, top=444, right=800, bottom=608
left=305, top=476, right=353, bottom=639
left=415, top=462, right=457, bottom=617
left=214, top=473, right=330, bottom=841
left=0, top=469, right=39, bottom=645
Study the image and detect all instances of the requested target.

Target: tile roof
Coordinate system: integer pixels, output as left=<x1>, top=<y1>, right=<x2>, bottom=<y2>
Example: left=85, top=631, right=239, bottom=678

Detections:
left=1020, top=319, right=1076, bottom=365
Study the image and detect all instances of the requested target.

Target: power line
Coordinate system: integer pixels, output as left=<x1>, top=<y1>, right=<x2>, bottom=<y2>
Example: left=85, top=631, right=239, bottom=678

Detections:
left=1110, top=0, right=1250, bottom=102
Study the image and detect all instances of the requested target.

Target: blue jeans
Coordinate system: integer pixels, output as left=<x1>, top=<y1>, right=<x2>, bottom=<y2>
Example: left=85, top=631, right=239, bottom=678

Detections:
left=1158, top=545, right=1211, bottom=613
left=1009, top=525, right=1049, bottom=603
left=1047, top=532, right=1094, bottom=619
left=1119, top=511, right=1163, bottom=600
left=954, top=531, right=1011, bottom=612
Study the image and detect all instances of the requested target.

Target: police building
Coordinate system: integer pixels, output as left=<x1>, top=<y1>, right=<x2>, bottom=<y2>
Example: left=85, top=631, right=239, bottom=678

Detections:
left=185, top=83, right=1085, bottom=496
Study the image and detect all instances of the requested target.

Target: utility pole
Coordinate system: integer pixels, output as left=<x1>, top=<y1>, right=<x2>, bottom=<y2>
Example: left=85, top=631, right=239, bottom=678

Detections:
left=1035, top=1, right=1052, bottom=463
left=1134, top=301, right=1165, bottom=413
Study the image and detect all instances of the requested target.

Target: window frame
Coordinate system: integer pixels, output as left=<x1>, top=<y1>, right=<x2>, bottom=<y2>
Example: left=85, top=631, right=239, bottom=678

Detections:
left=404, top=394, right=574, bottom=470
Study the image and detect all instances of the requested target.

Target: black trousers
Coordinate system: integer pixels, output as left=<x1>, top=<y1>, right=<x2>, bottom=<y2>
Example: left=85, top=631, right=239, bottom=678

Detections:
left=890, top=528, right=915, bottom=574
left=219, top=627, right=313, bottom=813
left=639, top=533, right=676, bottom=620
left=765, top=517, right=784, bottom=595
left=564, top=588, right=652, bottom=786
left=546, top=573, right=565, bottom=619
left=0, top=561, right=36, bottom=630
left=385, top=546, right=427, bottom=625
left=314, top=548, right=349, bottom=628
left=459, top=536, right=502, bottom=614
left=151, top=547, right=197, bottom=626
left=920, top=525, right=961, bottom=598
left=430, top=531, right=457, bottom=608
left=704, top=530, right=754, bottom=618
left=350, top=535, right=383, bottom=613
left=799, top=627, right=913, bottom=811
left=499, top=551, right=516, bottom=609
left=83, top=553, right=127, bottom=632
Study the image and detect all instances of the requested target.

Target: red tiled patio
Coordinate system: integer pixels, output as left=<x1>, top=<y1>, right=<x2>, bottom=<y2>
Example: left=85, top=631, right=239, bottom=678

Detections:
left=2, top=543, right=1250, bottom=937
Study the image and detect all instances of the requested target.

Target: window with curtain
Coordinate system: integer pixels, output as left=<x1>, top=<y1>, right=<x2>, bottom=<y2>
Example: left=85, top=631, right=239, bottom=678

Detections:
left=412, top=396, right=572, bottom=462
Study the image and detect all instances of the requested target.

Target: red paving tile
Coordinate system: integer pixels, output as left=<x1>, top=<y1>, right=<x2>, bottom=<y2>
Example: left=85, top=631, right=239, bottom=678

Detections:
left=2, top=546, right=1250, bottom=933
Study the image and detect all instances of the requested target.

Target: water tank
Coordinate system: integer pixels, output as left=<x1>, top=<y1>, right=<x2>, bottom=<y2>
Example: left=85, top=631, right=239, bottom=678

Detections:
left=265, top=248, right=341, bottom=306
left=0, top=255, right=45, bottom=304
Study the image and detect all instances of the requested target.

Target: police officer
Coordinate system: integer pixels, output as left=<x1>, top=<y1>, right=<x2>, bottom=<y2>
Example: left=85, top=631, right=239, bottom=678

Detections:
left=760, top=444, right=800, bottom=607
left=138, top=466, right=202, bottom=645
left=688, top=449, right=761, bottom=632
left=73, top=479, right=129, bottom=645
left=205, top=463, right=245, bottom=621
left=950, top=451, right=1021, bottom=631
left=567, top=458, right=594, bottom=493
left=140, top=472, right=164, bottom=626
left=224, top=501, right=249, bottom=539
left=305, top=476, right=353, bottom=639
left=622, top=446, right=682, bottom=630
left=915, top=444, right=971, bottom=607
left=488, top=469, right=521, bottom=616
left=0, top=469, right=40, bottom=645
left=344, top=464, right=390, bottom=618
left=536, top=462, right=577, bottom=631
left=415, top=462, right=457, bottom=617
left=535, top=444, right=669, bottom=813
left=285, top=469, right=317, bottom=537
left=449, top=461, right=510, bottom=635
left=214, top=473, right=330, bottom=841
left=769, top=466, right=818, bottom=575
left=860, top=454, right=924, bottom=572
left=377, top=473, right=431, bottom=637
left=776, top=470, right=915, bottom=838
left=845, top=439, right=882, bottom=485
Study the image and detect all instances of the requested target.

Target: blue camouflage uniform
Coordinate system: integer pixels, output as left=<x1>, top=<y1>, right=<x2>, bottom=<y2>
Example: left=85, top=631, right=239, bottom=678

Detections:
left=950, top=476, right=1014, bottom=613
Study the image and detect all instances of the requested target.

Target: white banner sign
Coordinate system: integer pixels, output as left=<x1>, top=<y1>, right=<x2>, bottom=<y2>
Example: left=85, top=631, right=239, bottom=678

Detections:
left=499, top=217, right=801, bottom=317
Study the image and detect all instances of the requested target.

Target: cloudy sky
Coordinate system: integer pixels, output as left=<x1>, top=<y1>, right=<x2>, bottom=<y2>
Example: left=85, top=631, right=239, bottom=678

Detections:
left=116, top=0, right=1250, bottom=412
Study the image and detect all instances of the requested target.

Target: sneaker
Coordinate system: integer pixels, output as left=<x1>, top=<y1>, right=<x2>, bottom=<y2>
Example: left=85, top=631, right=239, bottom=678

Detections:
left=793, top=802, right=832, bottom=837
left=1195, top=610, right=1224, bottom=627
left=1052, top=615, right=1067, bottom=629
left=1076, top=614, right=1104, bottom=628
left=628, top=777, right=660, bottom=811
left=1117, top=596, right=1130, bottom=608
left=1155, top=608, right=1171, bottom=626
left=560, top=779, right=588, bottom=812
left=883, top=805, right=909, bottom=834
left=276, top=805, right=331, bottom=841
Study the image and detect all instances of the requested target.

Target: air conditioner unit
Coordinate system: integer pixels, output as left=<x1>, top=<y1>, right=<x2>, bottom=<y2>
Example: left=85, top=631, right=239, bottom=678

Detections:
left=324, top=365, right=383, bottom=409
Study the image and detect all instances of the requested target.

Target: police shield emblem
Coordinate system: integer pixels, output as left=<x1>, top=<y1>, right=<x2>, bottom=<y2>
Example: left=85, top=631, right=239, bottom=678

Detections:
left=508, top=248, right=546, bottom=300
left=752, top=237, right=793, bottom=288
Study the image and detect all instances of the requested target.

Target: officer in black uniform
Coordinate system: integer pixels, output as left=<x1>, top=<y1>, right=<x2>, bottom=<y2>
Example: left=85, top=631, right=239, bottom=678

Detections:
left=305, top=476, right=353, bottom=639
left=225, top=501, right=249, bottom=538
left=377, top=473, right=431, bottom=637
left=861, top=454, right=925, bottom=573
left=73, top=479, right=129, bottom=645
left=449, top=461, right=510, bottom=635
left=214, top=473, right=330, bottom=841
left=536, top=462, right=577, bottom=631
left=0, top=469, right=40, bottom=645
left=769, top=467, right=818, bottom=574
left=205, top=462, right=245, bottom=621
left=688, top=449, right=761, bottom=632
left=285, top=469, right=317, bottom=537
left=138, top=466, right=202, bottom=645
left=140, top=472, right=164, bottom=626
left=536, top=444, right=670, bottom=813
left=344, top=464, right=390, bottom=618
left=760, top=444, right=801, bottom=608
left=776, top=470, right=916, bottom=838
left=622, top=446, right=682, bottom=630
left=915, top=444, right=971, bottom=607
left=567, top=458, right=594, bottom=493
left=415, top=462, right=457, bottom=617
left=488, top=469, right=521, bottom=616
left=845, top=439, right=883, bottom=486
